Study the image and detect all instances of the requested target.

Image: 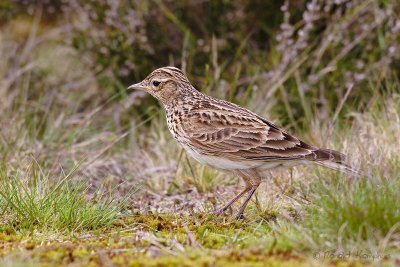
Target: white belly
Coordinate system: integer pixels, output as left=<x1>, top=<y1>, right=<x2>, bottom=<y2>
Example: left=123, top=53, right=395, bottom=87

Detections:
left=180, top=144, right=261, bottom=170
left=180, top=143, right=308, bottom=171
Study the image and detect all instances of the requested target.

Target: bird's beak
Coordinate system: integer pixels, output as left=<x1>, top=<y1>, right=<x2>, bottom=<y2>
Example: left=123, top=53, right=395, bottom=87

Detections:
left=128, top=81, right=148, bottom=91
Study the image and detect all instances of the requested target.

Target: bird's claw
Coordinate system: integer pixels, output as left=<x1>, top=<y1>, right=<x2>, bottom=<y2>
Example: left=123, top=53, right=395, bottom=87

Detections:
left=212, top=206, right=233, bottom=216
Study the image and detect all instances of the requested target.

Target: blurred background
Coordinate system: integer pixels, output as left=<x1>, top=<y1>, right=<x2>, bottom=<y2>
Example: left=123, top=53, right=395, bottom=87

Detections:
left=0, top=0, right=399, bottom=208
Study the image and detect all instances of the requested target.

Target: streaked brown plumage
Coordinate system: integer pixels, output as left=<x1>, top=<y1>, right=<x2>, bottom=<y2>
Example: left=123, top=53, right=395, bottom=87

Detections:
left=129, top=66, right=351, bottom=219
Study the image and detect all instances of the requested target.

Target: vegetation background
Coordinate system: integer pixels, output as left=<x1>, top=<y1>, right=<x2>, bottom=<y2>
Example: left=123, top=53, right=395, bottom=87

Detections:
left=0, top=0, right=399, bottom=266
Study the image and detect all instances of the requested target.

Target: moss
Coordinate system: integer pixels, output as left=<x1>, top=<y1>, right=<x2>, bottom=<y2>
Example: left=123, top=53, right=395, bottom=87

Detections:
left=0, top=232, right=20, bottom=242
left=43, top=249, right=68, bottom=262
left=126, top=253, right=313, bottom=267
left=0, top=214, right=381, bottom=266
left=24, top=240, right=36, bottom=250
left=72, top=248, right=89, bottom=259
left=111, top=255, right=127, bottom=266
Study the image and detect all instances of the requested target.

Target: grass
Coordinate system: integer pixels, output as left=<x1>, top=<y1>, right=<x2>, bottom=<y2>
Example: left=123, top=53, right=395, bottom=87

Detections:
left=304, top=174, right=400, bottom=251
left=1, top=1, right=400, bottom=266
left=0, top=161, right=124, bottom=233
left=292, top=94, right=400, bottom=256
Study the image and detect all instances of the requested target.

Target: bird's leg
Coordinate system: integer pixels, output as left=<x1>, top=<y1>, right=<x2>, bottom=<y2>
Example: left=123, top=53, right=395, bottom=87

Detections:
left=213, top=184, right=251, bottom=215
left=236, top=182, right=260, bottom=220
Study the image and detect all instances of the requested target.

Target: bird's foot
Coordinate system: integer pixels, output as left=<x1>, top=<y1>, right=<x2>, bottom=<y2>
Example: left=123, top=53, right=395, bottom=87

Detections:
left=212, top=205, right=233, bottom=216
left=235, top=212, right=245, bottom=220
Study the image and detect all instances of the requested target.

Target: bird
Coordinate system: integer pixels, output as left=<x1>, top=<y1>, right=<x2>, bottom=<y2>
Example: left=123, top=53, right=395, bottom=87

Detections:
left=128, top=66, right=353, bottom=219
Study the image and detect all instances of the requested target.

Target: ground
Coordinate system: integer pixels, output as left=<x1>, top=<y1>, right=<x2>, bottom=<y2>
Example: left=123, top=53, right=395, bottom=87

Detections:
left=0, top=213, right=372, bottom=267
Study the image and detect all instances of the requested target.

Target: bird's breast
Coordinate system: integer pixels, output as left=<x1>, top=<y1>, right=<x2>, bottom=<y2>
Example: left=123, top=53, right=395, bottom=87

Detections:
left=166, top=111, right=188, bottom=143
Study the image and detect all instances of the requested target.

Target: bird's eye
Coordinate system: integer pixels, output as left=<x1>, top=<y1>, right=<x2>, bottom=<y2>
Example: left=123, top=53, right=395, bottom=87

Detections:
left=152, top=80, right=161, bottom=87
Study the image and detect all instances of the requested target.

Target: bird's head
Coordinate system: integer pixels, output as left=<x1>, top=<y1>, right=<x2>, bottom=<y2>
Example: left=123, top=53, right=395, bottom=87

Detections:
left=128, top=66, right=195, bottom=105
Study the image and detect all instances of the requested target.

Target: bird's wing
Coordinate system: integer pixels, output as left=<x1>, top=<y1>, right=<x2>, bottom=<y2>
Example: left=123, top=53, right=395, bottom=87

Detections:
left=181, top=106, right=317, bottom=161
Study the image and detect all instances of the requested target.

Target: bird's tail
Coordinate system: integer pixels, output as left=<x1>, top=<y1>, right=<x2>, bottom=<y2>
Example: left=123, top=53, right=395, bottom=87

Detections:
left=311, top=148, right=358, bottom=175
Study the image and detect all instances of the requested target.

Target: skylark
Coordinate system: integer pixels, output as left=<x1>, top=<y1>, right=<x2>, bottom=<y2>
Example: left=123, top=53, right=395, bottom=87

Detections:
left=129, top=66, right=352, bottom=219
